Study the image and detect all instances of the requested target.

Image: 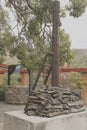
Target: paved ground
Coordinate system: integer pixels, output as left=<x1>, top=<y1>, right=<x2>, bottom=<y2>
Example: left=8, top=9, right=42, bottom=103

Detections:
left=0, top=102, right=24, bottom=130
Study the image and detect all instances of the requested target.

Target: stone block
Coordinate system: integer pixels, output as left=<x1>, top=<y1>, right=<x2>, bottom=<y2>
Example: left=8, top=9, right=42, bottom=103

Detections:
left=3, top=110, right=87, bottom=130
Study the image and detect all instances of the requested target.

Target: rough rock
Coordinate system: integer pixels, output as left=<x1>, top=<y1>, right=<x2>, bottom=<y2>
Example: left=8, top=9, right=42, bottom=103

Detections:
left=24, top=86, right=86, bottom=117
left=5, top=86, right=29, bottom=104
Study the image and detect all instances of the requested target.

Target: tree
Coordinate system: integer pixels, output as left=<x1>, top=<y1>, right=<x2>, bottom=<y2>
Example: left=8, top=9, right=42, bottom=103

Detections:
left=4, top=0, right=87, bottom=69
left=66, top=0, right=87, bottom=17
left=59, top=29, right=73, bottom=66
left=0, top=6, right=15, bottom=63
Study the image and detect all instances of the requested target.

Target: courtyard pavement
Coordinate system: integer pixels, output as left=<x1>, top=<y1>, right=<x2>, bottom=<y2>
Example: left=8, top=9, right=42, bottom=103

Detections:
left=0, top=101, right=24, bottom=130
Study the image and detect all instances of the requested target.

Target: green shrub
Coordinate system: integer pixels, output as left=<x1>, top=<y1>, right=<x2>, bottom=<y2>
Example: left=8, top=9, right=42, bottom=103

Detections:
left=60, top=72, right=83, bottom=90
left=0, top=85, right=6, bottom=101
left=0, top=73, right=7, bottom=101
left=10, top=73, right=21, bottom=86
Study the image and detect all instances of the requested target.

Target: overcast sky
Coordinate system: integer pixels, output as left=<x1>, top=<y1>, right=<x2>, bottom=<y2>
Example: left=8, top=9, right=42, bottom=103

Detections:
left=61, top=10, right=87, bottom=49
left=61, top=0, right=87, bottom=49
left=1, top=0, right=87, bottom=49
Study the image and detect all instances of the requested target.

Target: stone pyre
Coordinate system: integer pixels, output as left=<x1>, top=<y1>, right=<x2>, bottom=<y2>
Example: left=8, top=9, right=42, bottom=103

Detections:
left=24, top=86, right=86, bottom=117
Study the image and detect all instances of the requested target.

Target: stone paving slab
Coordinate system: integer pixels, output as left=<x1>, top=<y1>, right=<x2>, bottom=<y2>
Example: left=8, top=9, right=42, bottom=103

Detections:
left=0, top=101, right=24, bottom=130
left=0, top=123, right=3, bottom=130
left=0, top=102, right=24, bottom=123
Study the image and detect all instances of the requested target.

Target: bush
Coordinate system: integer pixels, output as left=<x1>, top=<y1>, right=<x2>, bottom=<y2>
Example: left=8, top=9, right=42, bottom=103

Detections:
left=60, top=72, right=83, bottom=90
left=0, top=85, right=6, bottom=101
left=10, top=73, right=21, bottom=86
left=0, top=73, right=7, bottom=101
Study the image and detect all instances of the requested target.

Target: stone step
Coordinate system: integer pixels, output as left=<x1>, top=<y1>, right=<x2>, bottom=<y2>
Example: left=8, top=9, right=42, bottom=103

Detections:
left=0, top=123, right=3, bottom=130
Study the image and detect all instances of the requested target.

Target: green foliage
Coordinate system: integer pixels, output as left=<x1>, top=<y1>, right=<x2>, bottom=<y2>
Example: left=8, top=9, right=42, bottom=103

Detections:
left=60, top=72, right=87, bottom=90
left=0, top=55, right=4, bottom=64
left=0, top=86, right=6, bottom=101
left=0, top=6, right=9, bottom=31
left=71, top=56, right=87, bottom=68
left=10, top=73, right=21, bottom=86
left=0, top=6, right=15, bottom=63
left=0, top=31, right=15, bottom=64
left=6, top=0, right=73, bottom=70
left=71, top=49, right=87, bottom=68
left=68, top=72, right=82, bottom=89
left=59, top=29, right=73, bottom=66
left=4, top=0, right=87, bottom=70
left=0, top=73, right=22, bottom=101
left=11, top=41, right=48, bottom=70
left=66, top=0, right=87, bottom=17
left=0, top=74, right=7, bottom=101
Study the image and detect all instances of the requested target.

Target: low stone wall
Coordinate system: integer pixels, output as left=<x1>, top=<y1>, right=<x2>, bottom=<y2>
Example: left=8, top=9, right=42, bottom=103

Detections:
left=5, top=86, right=29, bottom=104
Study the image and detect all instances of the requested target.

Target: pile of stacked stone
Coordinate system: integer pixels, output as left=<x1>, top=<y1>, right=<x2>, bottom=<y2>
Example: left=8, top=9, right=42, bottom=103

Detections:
left=5, top=86, right=29, bottom=104
left=24, top=86, right=86, bottom=117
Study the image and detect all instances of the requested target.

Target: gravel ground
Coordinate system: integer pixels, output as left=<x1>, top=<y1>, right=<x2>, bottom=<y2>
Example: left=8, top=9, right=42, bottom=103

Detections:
left=0, top=101, right=24, bottom=130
